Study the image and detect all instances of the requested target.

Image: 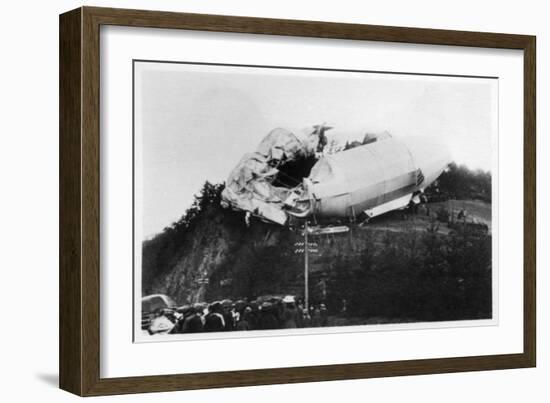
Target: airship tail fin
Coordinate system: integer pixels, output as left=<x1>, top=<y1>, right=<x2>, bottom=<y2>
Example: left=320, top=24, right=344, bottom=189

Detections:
left=363, top=193, right=413, bottom=219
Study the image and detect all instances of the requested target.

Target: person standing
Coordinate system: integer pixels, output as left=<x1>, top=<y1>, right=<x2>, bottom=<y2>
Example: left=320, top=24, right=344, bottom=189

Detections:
left=236, top=307, right=253, bottom=331
left=258, top=302, right=279, bottom=330
left=185, top=307, right=204, bottom=333
left=311, top=305, right=322, bottom=327
left=204, top=302, right=225, bottom=332
left=320, top=303, right=328, bottom=327
left=221, top=300, right=235, bottom=331
left=302, top=308, right=311, bottom=328
left=282, top=296, right=299, bottom=329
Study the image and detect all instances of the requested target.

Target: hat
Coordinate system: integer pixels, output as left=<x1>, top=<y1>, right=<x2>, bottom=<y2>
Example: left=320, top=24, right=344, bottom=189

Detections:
left=282, top=295, right=295, bottom=303
left=176, top=304, right=191, bottom=314
left=221, top=299, right=233, bottom=308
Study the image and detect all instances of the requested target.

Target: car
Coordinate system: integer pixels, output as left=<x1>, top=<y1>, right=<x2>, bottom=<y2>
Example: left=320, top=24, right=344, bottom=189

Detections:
left=141, top=294, right=177, bottom=331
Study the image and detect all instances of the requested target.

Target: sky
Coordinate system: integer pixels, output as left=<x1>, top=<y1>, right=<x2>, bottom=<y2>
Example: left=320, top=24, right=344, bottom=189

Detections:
left=135, top=62, right=497, bottom=238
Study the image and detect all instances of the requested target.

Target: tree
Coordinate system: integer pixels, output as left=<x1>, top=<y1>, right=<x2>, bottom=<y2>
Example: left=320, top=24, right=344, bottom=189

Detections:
left=428, top=163, right=491, bottom=202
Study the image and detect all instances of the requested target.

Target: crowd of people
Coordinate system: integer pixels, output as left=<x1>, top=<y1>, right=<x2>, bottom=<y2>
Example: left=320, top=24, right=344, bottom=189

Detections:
left=145, top=296, right=330, bottom=335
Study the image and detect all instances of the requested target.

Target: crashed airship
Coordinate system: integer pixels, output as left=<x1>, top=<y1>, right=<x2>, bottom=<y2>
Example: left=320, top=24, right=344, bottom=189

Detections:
left=221, top=125, right=451, bottom=226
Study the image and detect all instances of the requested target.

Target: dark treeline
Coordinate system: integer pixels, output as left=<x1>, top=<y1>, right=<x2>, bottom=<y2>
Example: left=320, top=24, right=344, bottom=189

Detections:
left=426, top=162, right=491, bottom=203
left=325, top=223, right=492, bottom=322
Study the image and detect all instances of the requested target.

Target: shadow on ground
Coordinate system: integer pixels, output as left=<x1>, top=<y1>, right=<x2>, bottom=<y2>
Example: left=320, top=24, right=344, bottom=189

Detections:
left=35, top=373, right=58, bottom=388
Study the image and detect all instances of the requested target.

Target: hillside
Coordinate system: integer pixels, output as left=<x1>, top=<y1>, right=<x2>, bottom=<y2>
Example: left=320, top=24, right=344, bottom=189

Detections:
left=142, top=182, right=299, bottom=304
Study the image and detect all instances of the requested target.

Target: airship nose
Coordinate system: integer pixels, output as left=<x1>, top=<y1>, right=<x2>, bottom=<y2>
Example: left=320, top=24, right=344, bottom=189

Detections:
left=402, top=136, right=452, bottom=188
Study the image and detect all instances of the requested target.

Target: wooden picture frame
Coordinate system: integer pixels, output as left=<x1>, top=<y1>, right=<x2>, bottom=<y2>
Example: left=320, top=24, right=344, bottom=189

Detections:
left=59, top=6, right=536, bottom=396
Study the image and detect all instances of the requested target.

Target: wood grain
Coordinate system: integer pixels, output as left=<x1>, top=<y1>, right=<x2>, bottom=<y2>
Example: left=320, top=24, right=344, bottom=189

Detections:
left=523, top=38, right=536, bottom=367
left=59, top=6, right=537, bottom=396
left=59, top=7, right=82, bottom=395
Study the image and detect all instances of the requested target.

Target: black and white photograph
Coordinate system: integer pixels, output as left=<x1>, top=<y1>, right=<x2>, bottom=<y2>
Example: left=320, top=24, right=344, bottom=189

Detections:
left=134, top=61, right=497, bottom=340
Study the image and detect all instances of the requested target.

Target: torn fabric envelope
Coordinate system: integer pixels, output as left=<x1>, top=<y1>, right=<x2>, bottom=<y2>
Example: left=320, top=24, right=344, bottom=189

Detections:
left=221, top=127, right=317, bottom=225
left=256, top=127, right=315, bottom=164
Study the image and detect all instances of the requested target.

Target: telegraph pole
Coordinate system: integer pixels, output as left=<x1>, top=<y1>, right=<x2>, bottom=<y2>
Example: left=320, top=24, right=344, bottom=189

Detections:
left=294, top=221, right=324, bottom=310
left=304, top=220, right=309, bottom=311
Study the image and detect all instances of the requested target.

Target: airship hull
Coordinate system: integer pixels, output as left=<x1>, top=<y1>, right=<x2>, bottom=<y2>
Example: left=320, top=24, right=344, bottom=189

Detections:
left=221, top=126, right=451, bottom=225
left=298, top=136, right=450, bottom=221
